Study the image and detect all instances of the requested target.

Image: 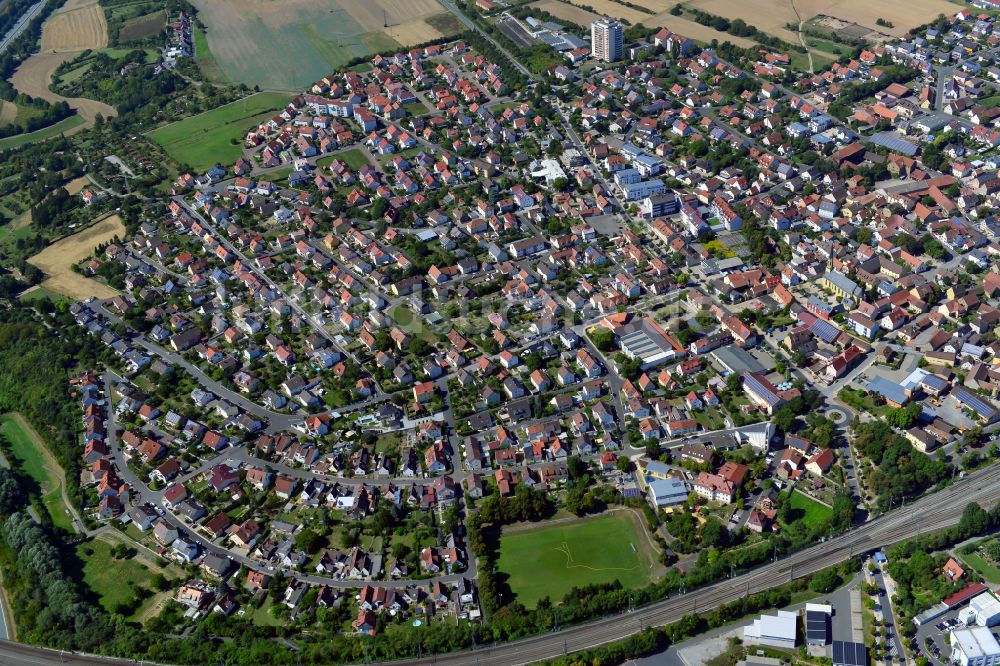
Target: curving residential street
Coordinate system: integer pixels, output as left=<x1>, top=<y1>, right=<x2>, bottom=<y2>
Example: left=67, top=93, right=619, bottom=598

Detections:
left=0, top=463, right=997, bottom=665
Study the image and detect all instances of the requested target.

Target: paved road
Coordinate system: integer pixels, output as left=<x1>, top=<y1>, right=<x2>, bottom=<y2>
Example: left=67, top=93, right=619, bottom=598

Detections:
left=89, top=303, right=301, bottom=433
left=100, top=370, right=478, bottom=591
left=5, top=463, right=998, bottom=666
left=172, top=199, right=384, bottom=396
left=377, top=462, right=1000, bottom=666
left=0, top=0, right=43, bottom=55
left=439, top=0, right=535, bottom=81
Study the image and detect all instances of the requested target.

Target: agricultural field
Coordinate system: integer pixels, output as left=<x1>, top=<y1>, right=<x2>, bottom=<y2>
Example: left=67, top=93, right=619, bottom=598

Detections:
left=190, top=0, right=379, bottom=90
left=27, top=214, right=126, bottom=300
left=639, top=10, right=756, bottom=47
left=41, top=0, right=109, bottom=52
left=684, top=0, right=956, bottom=46
left=0, top=114, right=84, bottom=149
left=496, top=513, right=658, bottom=608
left=193, top=26, right=227, bottom=84
left=338, top=0, right=460, bottom=46
left=147, top=91, right=291, bottom=170
left=0, top=413, right=74, bottom=532
left=559, top=0, right=649, bottom=24
left=116, top=9, right=165, bottom=42
left=528, top=0, right=603, bottom=27
left=9, top=52, right=117, bottom=134
left=0, top=101, right=14, bottom=125
left=190, top=0, right=461, bottom=90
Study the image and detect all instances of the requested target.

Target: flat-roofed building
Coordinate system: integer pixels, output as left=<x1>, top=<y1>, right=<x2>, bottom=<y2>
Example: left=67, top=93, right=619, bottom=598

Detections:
left=744, top=610, right=797, bottom=648
left=950, top=626, right=1000, bottom=666
left=617, top=317, right=685, bottom=369
left=970, top=592, right=1000, bottom=627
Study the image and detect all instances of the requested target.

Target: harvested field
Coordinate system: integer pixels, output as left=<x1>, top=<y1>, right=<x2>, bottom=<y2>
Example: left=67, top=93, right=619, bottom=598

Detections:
left=9, top=52, right=116, bottom=133
left=629, top=0, right=674, bottom=11
left=529, top=0, right=602, bottom=26
left=559, top=0, right=648, bottom=24
left=64, top=175, right=90, bottom=195
left=41, top=0, right=108, bottom=53
left=0, top=101, right=14, bottom=125
left=687, top=0, right=956, bottom=44
left=117, top=9, right=165, bottom=42
left=338, top=0, right=454, bottom=38
left=641, top=10, right=756, bottom=46
left=27, top=214, right=125, bottom=300
left=382, top=19, right=443, bottom=46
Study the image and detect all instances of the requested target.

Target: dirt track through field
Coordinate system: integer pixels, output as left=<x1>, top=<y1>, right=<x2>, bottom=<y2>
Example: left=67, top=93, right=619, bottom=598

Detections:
left=28, top=214, right=125, bottom=300
left=7, top=0, right=114, bottom=136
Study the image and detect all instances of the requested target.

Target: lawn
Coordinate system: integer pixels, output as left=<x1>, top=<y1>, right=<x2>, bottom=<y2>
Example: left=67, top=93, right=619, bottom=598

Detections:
left=316, top=147, right=371, bottom=170
left=0, top=413, right=74, bottom=531
left=73, top=538, right=155, bottom=613
left=0, top=115, right=85, bottom=150
left=20, top=285, right=71, bottom=306
left=147, top=92, right=291, bottom=171
left=785, top=488, right=833, bottom=526
left=496, top=513, right=656, bottom=608
left=961, top=551, right=1000, bottom=584
left=252, top=597, right=286, bottom=626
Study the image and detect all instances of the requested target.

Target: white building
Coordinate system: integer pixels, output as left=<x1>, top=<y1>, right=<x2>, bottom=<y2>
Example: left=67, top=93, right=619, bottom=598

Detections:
left=744, top=610, right=797, bottom=648
left=733, top=421, right=777, bottom=453
left=591, top=18, right=623, bottom=62
left=951, top=626, right=1000, bottom=666
left=970, top=592, right=1000, bottom=627
left=530, top=159, right=567, bottom=185
left=622, top=179, right=666, bottom=201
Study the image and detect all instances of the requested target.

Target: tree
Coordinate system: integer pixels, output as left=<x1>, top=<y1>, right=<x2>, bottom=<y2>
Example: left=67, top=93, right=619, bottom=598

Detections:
left=567, top=455, right=588, bottom=480
left=885, top=402, right=921, bottom=429
left=616, top=456, right=632, bottom=473
left=959, top=503, right=990, bottom=538
left=589, top=328, right=615, bottom=352
left=963, top=427, right=983, bottom=449
left=295, top=527, right=323, bottom=554
left=150, top=573, right=169, bottom=591
left=699, top=518, right=730, bottom=548
left=810, top=569, right=840, bottom=593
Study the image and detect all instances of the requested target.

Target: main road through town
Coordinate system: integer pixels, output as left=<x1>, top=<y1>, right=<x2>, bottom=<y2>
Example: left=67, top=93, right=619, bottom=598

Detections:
left=2, top=463, right=1000, bottom=665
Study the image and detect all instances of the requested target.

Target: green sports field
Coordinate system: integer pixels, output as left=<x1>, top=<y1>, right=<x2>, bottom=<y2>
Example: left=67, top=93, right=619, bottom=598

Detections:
left=147, top=92, right=291, bottom=171
left=496, top=513, right=657, bottom=608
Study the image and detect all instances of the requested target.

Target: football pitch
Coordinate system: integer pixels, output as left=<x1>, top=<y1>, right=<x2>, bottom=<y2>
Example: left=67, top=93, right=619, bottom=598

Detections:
left=496, top=513, right=657, bottom=608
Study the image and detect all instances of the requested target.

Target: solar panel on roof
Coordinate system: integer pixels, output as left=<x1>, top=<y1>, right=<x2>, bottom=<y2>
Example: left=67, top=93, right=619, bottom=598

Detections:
left=805, top=610, right=828, bottom=643
left=955, top=388, right=997, bottom=418
left=832, top=640, right=866, bottom=666
left=809, top=318, right=840, bottom=343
